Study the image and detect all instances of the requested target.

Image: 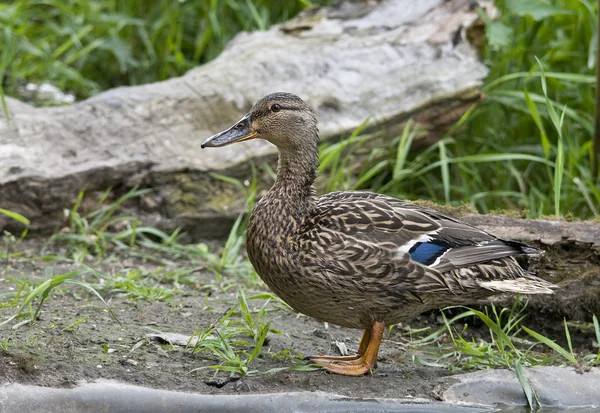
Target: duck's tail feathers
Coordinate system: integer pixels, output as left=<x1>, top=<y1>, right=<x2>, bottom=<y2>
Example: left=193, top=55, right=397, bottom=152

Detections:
left=479, top=276, right=556, bottom=295
left=501, top=239, right=541, bottom=255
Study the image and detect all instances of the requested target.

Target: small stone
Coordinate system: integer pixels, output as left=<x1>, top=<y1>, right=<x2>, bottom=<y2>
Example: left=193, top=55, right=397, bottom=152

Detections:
left=312, top=329, right=328, bottom=339
left=335, top=340, right=348, bottom=356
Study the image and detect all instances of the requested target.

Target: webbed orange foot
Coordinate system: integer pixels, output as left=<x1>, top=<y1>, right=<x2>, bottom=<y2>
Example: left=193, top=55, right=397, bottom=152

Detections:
left=313, top=359, right=374, bottom=376
left=309, top=321, right=384, bottom=376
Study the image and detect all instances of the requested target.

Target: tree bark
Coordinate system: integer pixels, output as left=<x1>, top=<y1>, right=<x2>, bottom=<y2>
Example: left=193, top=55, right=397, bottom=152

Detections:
left=461, top=214, right=600, bottom=247
left=0, top=0, right=490, bottom=235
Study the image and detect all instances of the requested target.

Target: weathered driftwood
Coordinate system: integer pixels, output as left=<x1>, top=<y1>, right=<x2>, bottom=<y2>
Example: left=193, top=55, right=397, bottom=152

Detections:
left=460, top=214, right=600, bottom=248
left=0, top=0, right=490, bottom=235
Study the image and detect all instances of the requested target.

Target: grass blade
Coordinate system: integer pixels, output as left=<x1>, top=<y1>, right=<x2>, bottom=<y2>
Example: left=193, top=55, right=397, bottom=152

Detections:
left=514, top=359, right=538, bottom=409
left=460, top=308, right=517, bottom=352
left=393, top=120, right=417, bottom=180
left=1, top=269, right=86, bottom=326
left=563, top=319, right=573, bottom=357
left=522, top=326, right=577, bottom=364
left=0, top=209, right=30, bottom=226
left=525, top=90, right=550, bottom=158
left=66, top=279, right=123, bottom=327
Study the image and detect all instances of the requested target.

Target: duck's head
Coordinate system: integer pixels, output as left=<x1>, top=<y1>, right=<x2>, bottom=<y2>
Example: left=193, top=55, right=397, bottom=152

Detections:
left=201, top=92, right=319, bottom=151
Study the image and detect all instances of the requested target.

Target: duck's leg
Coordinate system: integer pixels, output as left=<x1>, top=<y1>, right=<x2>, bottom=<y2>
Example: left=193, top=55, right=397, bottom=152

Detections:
left=309, top=328, right=372, bottom=363
left=312, top=321, right=384, bottom=376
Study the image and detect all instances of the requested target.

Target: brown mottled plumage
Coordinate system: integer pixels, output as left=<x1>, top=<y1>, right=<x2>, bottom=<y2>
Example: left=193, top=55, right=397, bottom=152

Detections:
left=201, top=92, right=555, bottom=375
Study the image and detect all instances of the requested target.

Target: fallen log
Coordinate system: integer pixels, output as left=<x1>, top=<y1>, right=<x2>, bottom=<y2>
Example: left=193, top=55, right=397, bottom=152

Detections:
left=461, top=214, right=600, bottom=248
left=0, top=0, right=490, bottom=236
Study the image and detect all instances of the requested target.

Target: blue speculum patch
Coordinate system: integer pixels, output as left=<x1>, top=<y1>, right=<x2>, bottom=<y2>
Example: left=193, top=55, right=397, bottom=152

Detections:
left=408, top=241, right=449, bottom=265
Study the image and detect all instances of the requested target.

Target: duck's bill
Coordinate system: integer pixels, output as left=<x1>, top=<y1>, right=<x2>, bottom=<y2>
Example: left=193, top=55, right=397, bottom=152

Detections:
left=201, top=115, right=257, bottom=148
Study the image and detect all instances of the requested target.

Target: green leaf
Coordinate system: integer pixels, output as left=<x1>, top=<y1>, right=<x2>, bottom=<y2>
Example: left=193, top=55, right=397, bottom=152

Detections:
left=62, top=316, right=89, bottom=331
left=563, top=319, right=573, bottom=356
left=524, top=90, right=549, bottom=158
left=476, top=8, right=512, bottom=47
left=1, top=269, right=85, bottom=326
left=536, top=57, right=566, bottom=216
left=505, top=0, right=575, bottom=21
left=66, top=279, right=123, bottom=327
left=487, top=21, right=513, bottom=47
left=514, top=360, right=538, bottom=409
left=467, top=308, right=517, bottom=352
left=247, top=322, right=270, bottom=365
left=352, top=160, right=388, bottom=189
left=393, top=120, right=417, bottom=181
left=522, top=326, right=577, bottom=363
left=0, top=208, right=30, bottom=226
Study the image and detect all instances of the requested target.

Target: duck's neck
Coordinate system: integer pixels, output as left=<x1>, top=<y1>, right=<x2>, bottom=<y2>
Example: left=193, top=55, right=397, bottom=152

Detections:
left=275, top=146, right=318, bottom=190
left=260, top=141, right=319, bottom=223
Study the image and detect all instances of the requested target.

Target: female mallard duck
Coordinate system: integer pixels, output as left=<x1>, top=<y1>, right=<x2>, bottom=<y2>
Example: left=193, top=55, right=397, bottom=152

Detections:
left=201, top=92, right=554, bottom=376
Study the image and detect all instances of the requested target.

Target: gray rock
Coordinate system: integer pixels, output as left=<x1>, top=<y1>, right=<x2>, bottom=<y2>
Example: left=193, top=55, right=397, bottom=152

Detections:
left=442, top=366, right=600, bottom=409
left=0, top=382, right=489, bottom=413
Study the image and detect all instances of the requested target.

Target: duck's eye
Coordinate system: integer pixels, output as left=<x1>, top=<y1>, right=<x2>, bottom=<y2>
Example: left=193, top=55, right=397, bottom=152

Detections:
left=271, top=104, right=281, bottom=112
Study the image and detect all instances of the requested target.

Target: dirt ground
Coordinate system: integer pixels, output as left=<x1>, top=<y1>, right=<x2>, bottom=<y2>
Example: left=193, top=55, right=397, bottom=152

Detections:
left=0, top=238, right=456, bottom=400
left=0, top=237, right=598, bottom=400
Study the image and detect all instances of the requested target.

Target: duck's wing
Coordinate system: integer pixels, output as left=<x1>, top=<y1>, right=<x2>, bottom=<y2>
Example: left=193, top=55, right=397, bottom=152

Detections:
left=298, top=191, right=543, bottom=293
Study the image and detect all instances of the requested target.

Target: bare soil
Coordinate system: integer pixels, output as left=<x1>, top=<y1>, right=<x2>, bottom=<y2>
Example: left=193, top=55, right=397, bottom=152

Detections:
left=0, top=237, right=598, bottom=400
left=0, top=239, right=455, bottom=400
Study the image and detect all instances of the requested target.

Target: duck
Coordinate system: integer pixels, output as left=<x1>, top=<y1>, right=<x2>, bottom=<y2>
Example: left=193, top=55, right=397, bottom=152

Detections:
left=201, top=92, right=554, bottom=376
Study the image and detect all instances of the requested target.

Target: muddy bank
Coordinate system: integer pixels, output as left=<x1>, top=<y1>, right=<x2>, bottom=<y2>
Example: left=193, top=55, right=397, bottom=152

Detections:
left=1, top=237, right=599, bottom=407
left=0, top=257, right=448, bottom=398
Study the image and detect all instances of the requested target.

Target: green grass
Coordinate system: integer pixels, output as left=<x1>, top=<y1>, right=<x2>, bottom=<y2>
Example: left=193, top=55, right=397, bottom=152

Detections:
left=44, top=186, right=248, bottom=274
left=38, top=185, right=264, bottom=295
left=0, top=256, right=304, bottom=376
left=0, top=209, right=29, bottom=259
left=186, top=290, right=309, bottom=377
left=0, top=267, right=122, bottom=328
left=0, top=0, right=331, bottom=102
left=406, top=303, right=600, bottom=371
